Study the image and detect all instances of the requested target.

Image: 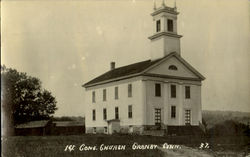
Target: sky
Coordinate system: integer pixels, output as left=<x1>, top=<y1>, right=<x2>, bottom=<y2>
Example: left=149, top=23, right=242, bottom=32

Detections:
left=1, top=0, right=250, bottom=116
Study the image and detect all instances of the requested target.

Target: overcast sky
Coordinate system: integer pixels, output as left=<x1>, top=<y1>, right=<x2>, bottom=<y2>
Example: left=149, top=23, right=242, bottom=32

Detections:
left=2, top=0, right=250, bottom=116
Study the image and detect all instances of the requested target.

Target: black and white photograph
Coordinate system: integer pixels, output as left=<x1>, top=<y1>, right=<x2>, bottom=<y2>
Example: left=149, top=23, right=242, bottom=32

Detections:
left=1, top=0, right=250, bottom=156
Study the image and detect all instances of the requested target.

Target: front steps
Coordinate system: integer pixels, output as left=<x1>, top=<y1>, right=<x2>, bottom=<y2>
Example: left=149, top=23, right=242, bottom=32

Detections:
left=142, top=129, right=165, bottom=136
left=167, top=126, right=205, bottom=136
left=142, top=126, right=205, bottom=136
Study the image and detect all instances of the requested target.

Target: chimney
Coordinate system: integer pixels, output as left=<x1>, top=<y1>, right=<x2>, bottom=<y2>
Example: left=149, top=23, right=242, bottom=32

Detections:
left=110, top=62, right=115, bottom=70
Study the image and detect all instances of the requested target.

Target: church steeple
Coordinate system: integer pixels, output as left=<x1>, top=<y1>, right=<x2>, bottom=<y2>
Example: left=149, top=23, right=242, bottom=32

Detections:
left=148, top=0, right=182, bottom=60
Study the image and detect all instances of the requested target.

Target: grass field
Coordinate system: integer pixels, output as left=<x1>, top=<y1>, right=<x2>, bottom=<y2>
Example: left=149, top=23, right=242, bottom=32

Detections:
left=2, top=134, right=250, bottom=157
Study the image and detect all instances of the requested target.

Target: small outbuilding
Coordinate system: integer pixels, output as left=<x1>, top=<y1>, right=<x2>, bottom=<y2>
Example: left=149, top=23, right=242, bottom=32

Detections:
left=107, top=119, right=120, bottom=134
left=51, top=121, right=85, bottom=135
left=15, top=120, right=53, bottom=136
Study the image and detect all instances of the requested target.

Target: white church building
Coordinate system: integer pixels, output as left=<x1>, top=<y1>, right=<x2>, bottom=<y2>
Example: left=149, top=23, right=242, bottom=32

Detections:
left=83, top=2, right=205, bottom=135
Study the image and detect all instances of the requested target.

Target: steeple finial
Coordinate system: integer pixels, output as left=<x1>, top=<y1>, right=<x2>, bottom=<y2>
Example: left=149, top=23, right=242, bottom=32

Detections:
left=174, top=0, right=177, bottom=10
left=162, top=0, right=166, bottom=6
left=153, top=0, right=156, bottom=10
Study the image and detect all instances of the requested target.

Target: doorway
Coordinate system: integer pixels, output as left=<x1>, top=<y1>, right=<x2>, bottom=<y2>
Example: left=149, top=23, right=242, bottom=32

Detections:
left=185, top=109, right=191, bottom=125
left=155, top=108, right=161, bottom=129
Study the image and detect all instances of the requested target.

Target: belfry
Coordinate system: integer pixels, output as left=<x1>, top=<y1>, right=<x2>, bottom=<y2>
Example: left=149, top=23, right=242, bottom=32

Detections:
left=149, top=0, right=182, bottom=60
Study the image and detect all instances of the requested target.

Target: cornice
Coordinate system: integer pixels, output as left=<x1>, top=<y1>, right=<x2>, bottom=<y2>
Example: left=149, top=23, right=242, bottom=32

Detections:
left=151, top=7, right=179, bottom=16
left=148, top=32, right=182, bottom=40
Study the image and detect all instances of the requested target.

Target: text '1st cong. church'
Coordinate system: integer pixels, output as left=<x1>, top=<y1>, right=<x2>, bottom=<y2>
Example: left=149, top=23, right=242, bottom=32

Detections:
left=82, top=1, right=205, bottom=135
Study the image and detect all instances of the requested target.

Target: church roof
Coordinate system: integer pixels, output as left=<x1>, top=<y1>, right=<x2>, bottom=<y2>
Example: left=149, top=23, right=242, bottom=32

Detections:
left=83, top=52, right=205, bottom=88
left=83, top=57, right=163, bottom=87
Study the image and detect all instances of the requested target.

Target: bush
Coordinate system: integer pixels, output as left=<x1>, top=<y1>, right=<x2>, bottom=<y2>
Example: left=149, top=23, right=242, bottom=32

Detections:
left=207, top=120, right=250, bottom=136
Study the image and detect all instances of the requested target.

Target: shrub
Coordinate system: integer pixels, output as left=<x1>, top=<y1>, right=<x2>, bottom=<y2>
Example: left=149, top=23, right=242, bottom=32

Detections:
left=207, top=120, right=249, bottom=136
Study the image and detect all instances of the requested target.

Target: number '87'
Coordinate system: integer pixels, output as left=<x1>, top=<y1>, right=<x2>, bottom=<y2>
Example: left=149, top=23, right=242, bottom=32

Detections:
left=199, top=142, right=209, bottom=149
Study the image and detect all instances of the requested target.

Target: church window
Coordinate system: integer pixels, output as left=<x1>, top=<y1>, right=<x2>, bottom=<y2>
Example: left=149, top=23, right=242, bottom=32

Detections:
left=171, top=106, right=176, bottom=118
left=92, top=91, right=96, bottom=103
left=171, top=85, right=176, bottom=98
left=167, top=19, right=173, bottom=32
left=115, top=86, right=119, bottom=99
left=128, top=84, right=132, bottom=97
left=156, top=20, right=161, bottom=32
left=185, top=86, right=191, bottom=99
left=155, top=83, right=161, bottom=97
left=92, top=109, right=96, bottom=121
left=169, top=65, right=178, bottom=70
left=128, top=105, right=132, bottom=118
left=103, top=108, right=107, bottom=120
left=103, top=89, right=106, bottom=101
left=115, top=107, right=119, bottom=119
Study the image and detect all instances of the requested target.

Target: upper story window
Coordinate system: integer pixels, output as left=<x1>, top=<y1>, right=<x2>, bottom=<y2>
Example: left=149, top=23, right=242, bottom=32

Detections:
left=171, top=85, right=176, bottom=98
left=169, top=65, right=178, bottom=70
left=155, top=83, right=161, bottom=97
left=92, top=109, right=96, bottom=121
left=185, top=86, right=191, bottom=99
left=167, top=19, right=173, bottom=32
left=115, top=107, right=119, bottom=119
left=103, top=89, right=107, bottom=101
left=128, top=84, right=132, bottom=97
left=156, top=20, right=161, bottom=32
left=128, top=105, right=132, bottom=118
left=92, top=91, right=96, bottom=103
left=115, top=86, right=119, bottom=99
left=103, top=108, right=107, bottom=120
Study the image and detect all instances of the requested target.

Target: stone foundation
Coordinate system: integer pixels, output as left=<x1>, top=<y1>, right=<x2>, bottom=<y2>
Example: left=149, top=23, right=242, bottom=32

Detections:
left=143, top=124, right=167, bottom=130
left=86, top=126, right=107, bottom=134
left=86, top=125, right=164, bottom=134
left=86, top=125, right=203, bottom=136
left=86, top=127, right=92, bottom=134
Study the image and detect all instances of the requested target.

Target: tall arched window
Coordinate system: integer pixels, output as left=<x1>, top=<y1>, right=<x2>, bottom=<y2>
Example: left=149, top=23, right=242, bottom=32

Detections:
left=169, top=65, right=178, bottom=70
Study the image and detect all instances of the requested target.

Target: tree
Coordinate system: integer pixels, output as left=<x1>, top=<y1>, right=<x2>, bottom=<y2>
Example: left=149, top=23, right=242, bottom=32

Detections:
left=1, top=65, right=57, bottom=135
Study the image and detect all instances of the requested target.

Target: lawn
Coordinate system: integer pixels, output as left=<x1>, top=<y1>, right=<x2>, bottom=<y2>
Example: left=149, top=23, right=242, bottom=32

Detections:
left=2, top=134, right=249, bottom=157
